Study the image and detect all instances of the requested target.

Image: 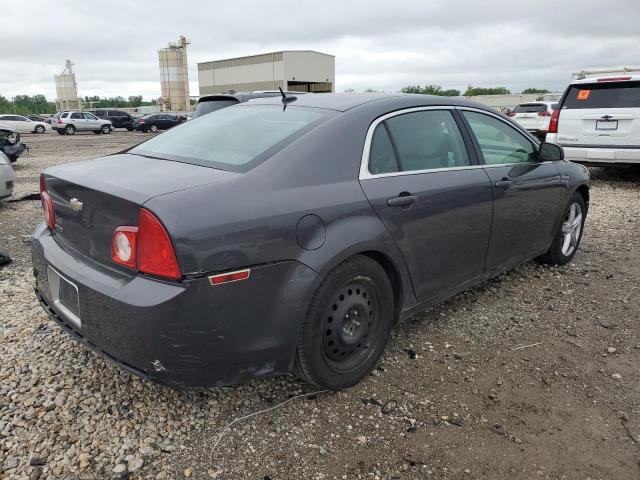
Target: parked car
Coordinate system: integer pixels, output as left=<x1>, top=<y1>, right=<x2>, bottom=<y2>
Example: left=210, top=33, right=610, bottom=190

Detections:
left=547, top=74, right=640, bottom=166
left=509, top=102, right=557, bottom=140
left=0, top=151, right=14, bottom=200
left=28, top=115, right=47, bottom=123
left=0, top=123, right=27, bottom=163
left=88, top=109, right=135, bottom=131
left=33, top=93, right=589, bottom=389
left=192, top=91, right=307, bottom=118
left=133, top=113, right=183, bottom=132
left=0, top=114, right=49, bottom=134
left=51, top=111, right=113, bottom=135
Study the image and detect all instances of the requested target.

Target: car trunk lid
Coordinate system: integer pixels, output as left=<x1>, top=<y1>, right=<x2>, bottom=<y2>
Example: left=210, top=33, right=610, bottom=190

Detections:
left=43, top=153, right=239, bottom=267
left=557, top=81, right=640, bottom=147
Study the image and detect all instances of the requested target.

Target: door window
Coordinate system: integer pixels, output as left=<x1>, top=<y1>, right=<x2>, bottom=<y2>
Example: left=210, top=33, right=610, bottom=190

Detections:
left=369, top=110, right=470, bottom=174
left=70, top=113, right=84, bottom=119
left=462, top=111, right=536, bottom=165
left=84, top=113, right=98, bottom=120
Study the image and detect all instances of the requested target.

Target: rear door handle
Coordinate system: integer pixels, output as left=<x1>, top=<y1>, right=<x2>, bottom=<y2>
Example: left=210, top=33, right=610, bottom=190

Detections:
left=494, top=179, right=514, bottom=189
left=387, top=194, right=417, bottom=207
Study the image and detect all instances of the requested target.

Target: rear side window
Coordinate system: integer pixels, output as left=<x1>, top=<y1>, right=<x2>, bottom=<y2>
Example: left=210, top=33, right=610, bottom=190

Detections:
left=70, top=113, right=83, bottom=119
left=563, top=81, right=640, bottom=109
left=383, top=110, right=470, bottom=172
left=194, top=99, right=239, bottom=118
left=369, top=125, right=399, bottom=174
left=513, top=104, right=547, bottom=113
left=60, top=113, right=67, bottom=118
left=131, top=105, right=329, bottom=172
left=462, top=111, right=535, bottom=165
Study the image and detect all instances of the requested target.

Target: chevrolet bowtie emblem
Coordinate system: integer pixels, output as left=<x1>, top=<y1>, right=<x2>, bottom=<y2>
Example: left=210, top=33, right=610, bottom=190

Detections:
left=69, top=198, right=83, bottom=212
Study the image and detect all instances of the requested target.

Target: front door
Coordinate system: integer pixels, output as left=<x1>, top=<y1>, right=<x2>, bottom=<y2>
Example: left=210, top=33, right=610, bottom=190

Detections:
left=459, top=109, right=565, bottom=272
left=359, top=108, right=493, bottom=303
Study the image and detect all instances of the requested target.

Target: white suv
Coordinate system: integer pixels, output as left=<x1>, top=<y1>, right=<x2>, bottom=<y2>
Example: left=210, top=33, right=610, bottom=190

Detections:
left=51, top=111, right=113, bottom=135
left=509, top=102, right=557, bottom=140
left=546, top=74, right=640, bottom=166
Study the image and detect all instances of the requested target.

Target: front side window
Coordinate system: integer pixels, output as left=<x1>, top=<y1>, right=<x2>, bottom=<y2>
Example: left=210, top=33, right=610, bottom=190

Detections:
left=462, top=111, right=535, bottom=165
left=131, top=105, right=328, bottom=172
left=382, top=110, right=470, bottom=172
left=84, top=113, right=97, bottom=120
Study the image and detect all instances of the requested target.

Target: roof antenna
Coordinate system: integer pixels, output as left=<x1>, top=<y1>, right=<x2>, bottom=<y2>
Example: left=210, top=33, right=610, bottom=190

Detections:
left=279, top=87, right=297, bottom=110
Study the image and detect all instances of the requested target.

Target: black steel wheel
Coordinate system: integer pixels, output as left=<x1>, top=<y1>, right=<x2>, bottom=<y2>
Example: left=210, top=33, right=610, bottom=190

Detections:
left=295, top=255, right=395, bottom=389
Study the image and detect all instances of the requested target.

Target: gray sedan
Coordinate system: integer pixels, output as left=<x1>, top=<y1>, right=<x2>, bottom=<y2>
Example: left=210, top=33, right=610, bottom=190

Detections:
left=32, top=93, right=589, bottom=389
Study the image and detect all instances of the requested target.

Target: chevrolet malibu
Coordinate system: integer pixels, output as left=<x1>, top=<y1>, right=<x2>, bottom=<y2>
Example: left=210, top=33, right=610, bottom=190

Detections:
left=32, top=93, right=590, bottom=389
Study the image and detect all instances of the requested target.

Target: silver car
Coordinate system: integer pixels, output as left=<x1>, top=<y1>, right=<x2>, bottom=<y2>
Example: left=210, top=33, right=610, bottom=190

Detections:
left=0, top=151, right=14, bottom=200
left=51, top=111, right=113, bottom=135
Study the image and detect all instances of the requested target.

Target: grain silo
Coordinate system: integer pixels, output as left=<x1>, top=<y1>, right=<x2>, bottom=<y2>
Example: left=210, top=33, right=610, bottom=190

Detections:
left=158, top=36, right=191, bottom=112
left=54, top=60, right=82, bottom=111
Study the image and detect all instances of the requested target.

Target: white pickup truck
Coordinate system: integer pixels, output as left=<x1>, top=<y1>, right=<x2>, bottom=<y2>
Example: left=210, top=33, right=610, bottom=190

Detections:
left=546, top=68, right=640, bottom=166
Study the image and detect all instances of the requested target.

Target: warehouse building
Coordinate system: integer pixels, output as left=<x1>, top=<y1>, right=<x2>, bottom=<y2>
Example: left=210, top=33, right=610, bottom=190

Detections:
left=197, top=50, right=335, bottom=95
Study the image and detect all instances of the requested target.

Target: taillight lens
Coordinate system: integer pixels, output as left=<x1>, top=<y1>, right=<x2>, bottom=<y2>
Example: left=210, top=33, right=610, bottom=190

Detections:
left=111, top=209, right=181, bottom=280
left=57, top=118, right=63, bottom=125
left=549, top=109, right=560, bottom=133
left=507, top=112, right=516, bottom=117
left=111, top=226, right=138, bottom=269
left=39, top=174, right=54, bottom=229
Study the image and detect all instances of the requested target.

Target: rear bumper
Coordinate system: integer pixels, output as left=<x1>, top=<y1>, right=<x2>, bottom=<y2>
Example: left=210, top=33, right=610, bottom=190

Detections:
left=561, top=145, right=640, bottom=165
left=31, top=223, right=318, bottom=388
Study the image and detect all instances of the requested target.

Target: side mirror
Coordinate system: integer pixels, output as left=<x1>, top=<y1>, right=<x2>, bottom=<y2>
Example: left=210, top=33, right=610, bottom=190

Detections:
left=539, top=142, right=564, bottom=161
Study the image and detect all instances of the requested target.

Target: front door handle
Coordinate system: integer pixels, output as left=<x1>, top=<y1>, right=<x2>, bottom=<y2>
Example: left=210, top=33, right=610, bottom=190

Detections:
left=495, top=179, right=514, bottom=189
left=387, top=194, right=417, bottom=207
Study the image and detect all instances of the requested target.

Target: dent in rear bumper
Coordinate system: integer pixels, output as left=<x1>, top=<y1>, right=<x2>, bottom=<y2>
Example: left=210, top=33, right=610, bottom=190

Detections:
left=31, top=224, right=318, bottom=388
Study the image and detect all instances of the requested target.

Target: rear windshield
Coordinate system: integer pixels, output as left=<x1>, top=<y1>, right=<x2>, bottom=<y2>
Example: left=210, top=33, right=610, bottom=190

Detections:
left=563, top=81, right=640, bottom=109
left=193, top=99, right=239, bottom=118
left=130, top=105, right=329, bottom=172
left=513, top=104, right=547, bottom=113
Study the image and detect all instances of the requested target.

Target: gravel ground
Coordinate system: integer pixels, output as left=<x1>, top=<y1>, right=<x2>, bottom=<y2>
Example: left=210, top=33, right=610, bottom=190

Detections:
left=1, top=133, right=639, bottom=480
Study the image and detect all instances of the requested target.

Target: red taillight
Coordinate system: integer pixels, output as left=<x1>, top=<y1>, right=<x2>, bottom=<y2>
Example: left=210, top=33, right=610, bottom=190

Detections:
left=597, top=76, right=631, bottom=82
left=549, top=109, right=560, bottom=133
left=57, top=118, right=63, bottom=125
left=209, top=269, right=251, bottom=286
left=111, top=226, right=138, bottom=269
left=507, top=112, right=516, bottom=117
left=137, top=209, right=181, bottom=280
left=39, top=174, right=54, bottom=229
left=138, top=119, right=145, bottom=124
left=538, top=111, right=551, bottom=117
left=111, top=209, right=181, bottom=280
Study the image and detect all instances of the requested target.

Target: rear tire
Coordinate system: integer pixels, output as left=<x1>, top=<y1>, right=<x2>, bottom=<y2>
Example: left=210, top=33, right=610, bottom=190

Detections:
left=93, top=131, right=101, bottom=134
left=294, top=255, right=394, bottom=389
left=126, top=127, right=134, bottom=132
left=64, top=125, right=75, bottom=135
left=537, top=192, right=586, bottom=265
left=57, top=130, right=65, bottom=135
left=8, top=155, right=17, bottom=163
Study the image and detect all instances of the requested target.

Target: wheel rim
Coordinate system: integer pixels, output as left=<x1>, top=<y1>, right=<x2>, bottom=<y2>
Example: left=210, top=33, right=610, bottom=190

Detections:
left=102, top=126, right=110, bottom=133
left=150, top=125, right=158, bottom=132
left=65, top=126, right=74, bottom=134
left=321, top=278, right=378, bottom=372
left=561, top=202, right=583, bottom=256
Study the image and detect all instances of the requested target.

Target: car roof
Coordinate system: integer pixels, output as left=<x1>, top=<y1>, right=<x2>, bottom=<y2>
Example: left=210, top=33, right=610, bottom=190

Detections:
left=246, top=92, right=493, bottom=112
left=571, top=75, right=640, bottom=85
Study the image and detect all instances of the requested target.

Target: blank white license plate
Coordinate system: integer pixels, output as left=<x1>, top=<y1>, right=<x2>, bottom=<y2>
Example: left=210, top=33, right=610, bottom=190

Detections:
left=596, top=120, right=618, bottom=130
left=47, top=266, right=81, bottom=327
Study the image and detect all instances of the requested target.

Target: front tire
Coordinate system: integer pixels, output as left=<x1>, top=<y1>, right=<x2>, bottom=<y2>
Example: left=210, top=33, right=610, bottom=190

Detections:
left=294, top=255, right=395, bottom=389
left=537, top=192, right=586, bottom=265
left=34, top=125, right=45, bottom=134
left=101, top=125, right=112, bottom=134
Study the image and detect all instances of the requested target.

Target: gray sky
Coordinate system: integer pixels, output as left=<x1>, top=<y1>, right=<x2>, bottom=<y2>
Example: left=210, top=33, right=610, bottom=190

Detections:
left=2, top=0, right=639, bottom=100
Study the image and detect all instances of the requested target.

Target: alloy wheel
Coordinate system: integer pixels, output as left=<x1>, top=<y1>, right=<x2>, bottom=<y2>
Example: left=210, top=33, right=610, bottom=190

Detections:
left=561, top=202, right=583, bottom=256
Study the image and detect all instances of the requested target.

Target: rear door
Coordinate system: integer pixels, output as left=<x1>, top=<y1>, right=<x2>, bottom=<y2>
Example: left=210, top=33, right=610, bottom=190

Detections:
left=557, top=80, right=640, bottom=147
left=69, top=112, right=86, bottom=130
left=359, top=107, right=493, bottom=303
left=460, top=109, right=564, bottom=271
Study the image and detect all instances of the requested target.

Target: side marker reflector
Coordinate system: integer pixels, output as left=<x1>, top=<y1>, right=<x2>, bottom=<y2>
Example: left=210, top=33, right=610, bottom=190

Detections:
left=209, top=269, right=251, bottom=286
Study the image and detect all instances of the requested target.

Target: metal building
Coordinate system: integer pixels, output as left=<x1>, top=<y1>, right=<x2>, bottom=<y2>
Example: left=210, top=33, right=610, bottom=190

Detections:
left=158, top=36, right=191, bottom=112
left=54, top=60, right=82, bottom=111
left=197, top=50, right=335, bottom=95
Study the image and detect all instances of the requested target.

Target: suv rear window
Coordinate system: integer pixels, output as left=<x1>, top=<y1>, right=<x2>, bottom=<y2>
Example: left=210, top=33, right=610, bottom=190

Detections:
left=563, top=81, right=640, bottom=109
left=193, top=99, right=239, bottom=118
left=131, top=105, right=329, bottom=172
left=513, top=104, right=547, bottom=113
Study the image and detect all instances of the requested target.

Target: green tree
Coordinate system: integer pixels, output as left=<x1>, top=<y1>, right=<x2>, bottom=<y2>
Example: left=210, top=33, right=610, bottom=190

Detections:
left=401, top=85, right=460, bottom=96
left=521, top=88, right=549, bottom=94
left=464, top=85, right=511, bottom=96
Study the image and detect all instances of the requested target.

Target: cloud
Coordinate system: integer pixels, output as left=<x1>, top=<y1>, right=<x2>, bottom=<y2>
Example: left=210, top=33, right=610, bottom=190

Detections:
left=0, top=0, right=638, bottom=99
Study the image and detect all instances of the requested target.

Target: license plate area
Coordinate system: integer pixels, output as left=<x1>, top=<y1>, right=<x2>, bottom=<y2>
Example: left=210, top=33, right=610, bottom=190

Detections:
left=47, top=266, right=81, bottom=327
left=596, top=120, right=618, bottom=131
